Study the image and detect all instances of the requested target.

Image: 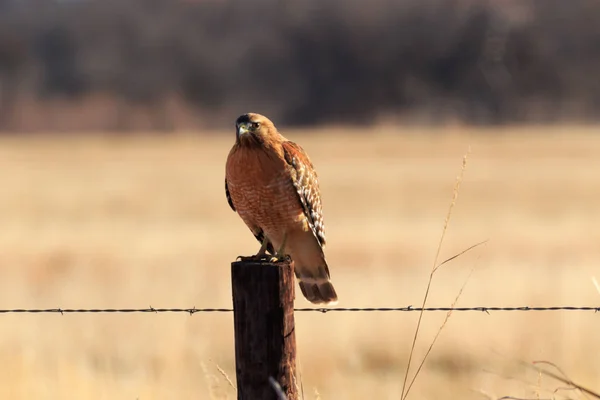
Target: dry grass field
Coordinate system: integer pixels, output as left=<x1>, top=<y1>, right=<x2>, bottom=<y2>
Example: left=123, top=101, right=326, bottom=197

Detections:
left=0, top=126, right=599, bottom=399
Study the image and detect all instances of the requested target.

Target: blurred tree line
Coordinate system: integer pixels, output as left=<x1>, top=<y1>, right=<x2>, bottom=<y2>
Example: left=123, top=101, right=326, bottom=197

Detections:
left=0, top=0, right=599, bottom=132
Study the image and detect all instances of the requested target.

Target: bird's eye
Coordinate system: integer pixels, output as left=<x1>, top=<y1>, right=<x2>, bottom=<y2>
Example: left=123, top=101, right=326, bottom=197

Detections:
left=253, top=122, right=261, bottom=129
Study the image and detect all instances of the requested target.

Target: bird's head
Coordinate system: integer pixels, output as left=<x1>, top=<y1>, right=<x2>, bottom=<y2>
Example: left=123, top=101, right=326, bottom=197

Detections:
left=234, top=113, right=277, bottom=145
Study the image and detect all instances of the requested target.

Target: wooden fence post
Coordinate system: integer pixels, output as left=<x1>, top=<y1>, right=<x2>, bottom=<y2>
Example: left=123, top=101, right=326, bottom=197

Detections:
left=231, top=259, right=298, bottom=400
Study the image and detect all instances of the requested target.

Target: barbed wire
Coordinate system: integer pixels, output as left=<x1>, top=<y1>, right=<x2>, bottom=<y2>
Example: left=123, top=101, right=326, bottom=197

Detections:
left=0, top=306, right=597, bottom=315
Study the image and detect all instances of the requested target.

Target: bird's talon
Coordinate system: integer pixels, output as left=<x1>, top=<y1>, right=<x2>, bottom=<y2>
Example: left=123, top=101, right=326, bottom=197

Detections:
left=268, top=255, right=291, bottom=263
left=236, top=254, right=275, bottom=262
left=236, top=255, right=256, bottom=262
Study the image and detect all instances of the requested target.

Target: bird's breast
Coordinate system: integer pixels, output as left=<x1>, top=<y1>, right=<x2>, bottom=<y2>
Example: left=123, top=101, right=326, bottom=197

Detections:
left=226, top=147, right=304, bottom=232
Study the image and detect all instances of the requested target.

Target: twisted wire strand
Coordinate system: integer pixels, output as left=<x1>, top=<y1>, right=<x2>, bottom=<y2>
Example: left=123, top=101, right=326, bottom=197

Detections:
left=0, top=306, right=597, bottom=315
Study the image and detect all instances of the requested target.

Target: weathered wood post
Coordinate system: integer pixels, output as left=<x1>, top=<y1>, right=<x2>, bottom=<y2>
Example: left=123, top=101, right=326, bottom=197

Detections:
left=231, top=259, right=298, bottom=400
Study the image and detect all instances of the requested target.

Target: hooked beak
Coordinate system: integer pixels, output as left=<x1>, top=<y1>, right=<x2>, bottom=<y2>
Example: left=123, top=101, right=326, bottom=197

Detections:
left=237, top=123, right=249, bottom=137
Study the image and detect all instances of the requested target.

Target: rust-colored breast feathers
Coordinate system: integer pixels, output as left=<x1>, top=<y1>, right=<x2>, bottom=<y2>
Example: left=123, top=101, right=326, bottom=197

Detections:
left=226, top=141, right=302, bottom=252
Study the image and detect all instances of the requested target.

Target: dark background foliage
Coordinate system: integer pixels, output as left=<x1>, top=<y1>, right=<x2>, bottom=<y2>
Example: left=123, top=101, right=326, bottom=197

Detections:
left=0, top=0, right=598, bottom=132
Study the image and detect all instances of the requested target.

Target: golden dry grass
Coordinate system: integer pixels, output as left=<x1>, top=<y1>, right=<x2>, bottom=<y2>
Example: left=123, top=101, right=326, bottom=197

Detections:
left=0, top=126, right=599, bottom=399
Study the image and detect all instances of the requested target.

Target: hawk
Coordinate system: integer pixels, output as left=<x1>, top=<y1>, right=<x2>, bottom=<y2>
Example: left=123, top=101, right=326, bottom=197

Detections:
left=225, top=113, right=338, bottom=305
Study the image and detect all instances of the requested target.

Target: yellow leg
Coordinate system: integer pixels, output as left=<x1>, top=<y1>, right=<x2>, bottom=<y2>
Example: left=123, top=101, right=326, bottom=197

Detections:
left=237, top=235, right=271, bottom=262
left=255, top=235, right=270, bottom=258
left=269, top=232, right=288, bottom=262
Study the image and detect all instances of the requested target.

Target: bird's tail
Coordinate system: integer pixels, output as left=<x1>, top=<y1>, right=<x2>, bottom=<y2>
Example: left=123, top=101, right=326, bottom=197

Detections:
left=298, top=278, right=338, bottom=305
left=294, top=260, right=338, bottom=305
left=287, top=231, right=338, bottom=305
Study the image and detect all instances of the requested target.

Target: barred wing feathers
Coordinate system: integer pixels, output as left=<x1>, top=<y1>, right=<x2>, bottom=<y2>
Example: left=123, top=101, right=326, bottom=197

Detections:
left=282, top=140, right=326, bottom=248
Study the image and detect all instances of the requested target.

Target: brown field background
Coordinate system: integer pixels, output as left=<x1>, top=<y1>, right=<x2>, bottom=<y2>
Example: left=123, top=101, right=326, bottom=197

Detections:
left=0, top=126, right=599, bottom=399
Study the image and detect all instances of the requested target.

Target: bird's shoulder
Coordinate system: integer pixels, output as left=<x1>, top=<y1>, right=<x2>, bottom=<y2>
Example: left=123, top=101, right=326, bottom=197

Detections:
left=281, top=140, right=315, bottom=172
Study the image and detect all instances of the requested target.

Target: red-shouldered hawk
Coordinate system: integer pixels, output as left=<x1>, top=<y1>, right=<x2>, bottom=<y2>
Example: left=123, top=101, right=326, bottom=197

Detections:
left=225, top=113, right=338, bottom=305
